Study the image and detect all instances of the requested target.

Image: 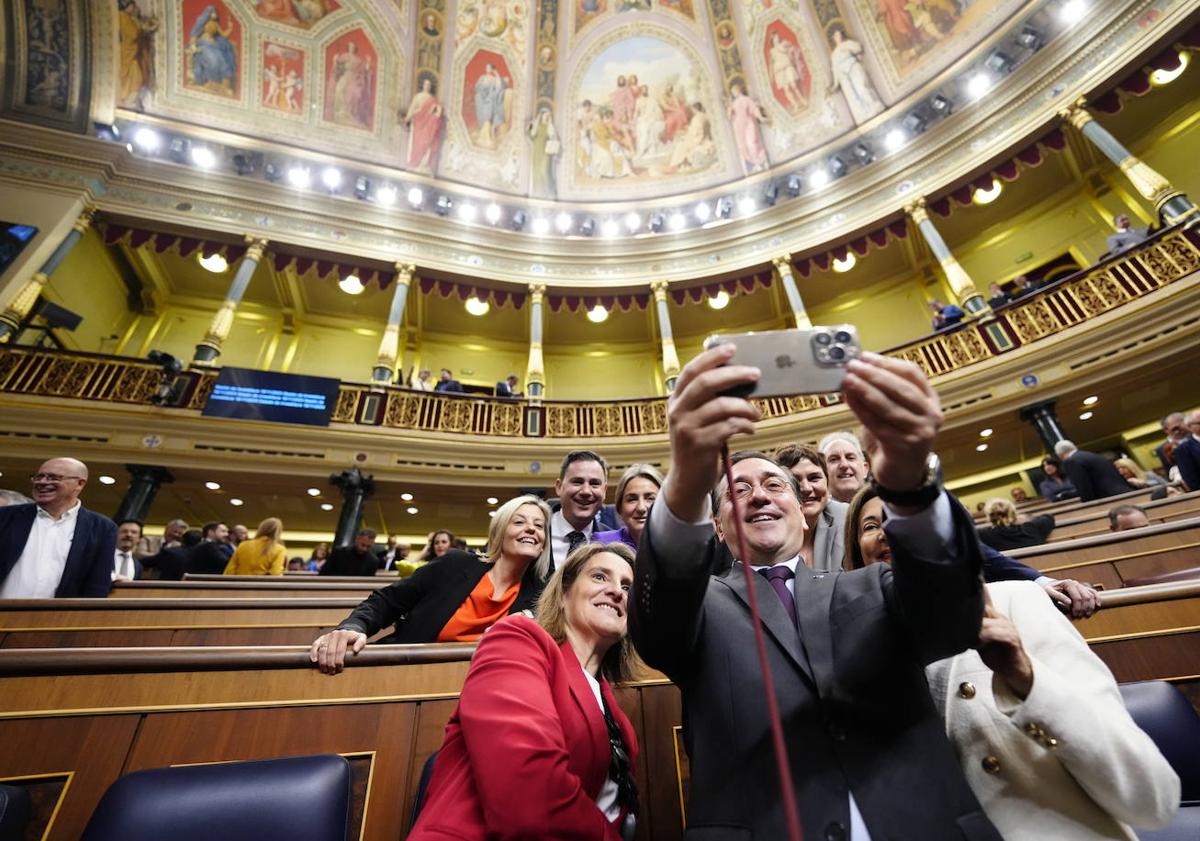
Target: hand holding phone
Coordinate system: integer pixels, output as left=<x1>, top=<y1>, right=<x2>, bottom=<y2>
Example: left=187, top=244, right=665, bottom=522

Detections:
left=703, top=326, right=862, bottom=398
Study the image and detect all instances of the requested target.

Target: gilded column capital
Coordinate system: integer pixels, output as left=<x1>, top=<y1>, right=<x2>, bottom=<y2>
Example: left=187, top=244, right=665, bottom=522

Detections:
left=73, top=206, right=97, bottom=234
left=1118, top=157, right=1175, bottom=205
left=650, top=279, right=670, bottom=302
left=393, top=263, right=416, bottom=285
left=1058, top=98, right=1093, bottom=131
left=242, top=236, right=269, bottom=262
left=772, top=255, right=794, bottom=276
left=528, top=282, right=547, bottom=302
left=904, top=198, right=929, bottom=224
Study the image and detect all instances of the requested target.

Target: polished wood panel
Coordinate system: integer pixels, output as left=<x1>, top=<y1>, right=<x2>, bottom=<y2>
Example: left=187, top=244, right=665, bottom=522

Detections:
left=114, top=581, right=383, bottom=599
left=1047, top=492, right=1200, bottom=541
left=1, top=625, right=334, bottom=649
left=0, top=598, right=360, bottom=629
left=1091, top=631, right=1200, bottom=683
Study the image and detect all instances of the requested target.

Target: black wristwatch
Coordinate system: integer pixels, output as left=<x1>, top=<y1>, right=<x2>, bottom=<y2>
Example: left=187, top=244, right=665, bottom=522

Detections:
left=871, top=453, right=943, bottom=509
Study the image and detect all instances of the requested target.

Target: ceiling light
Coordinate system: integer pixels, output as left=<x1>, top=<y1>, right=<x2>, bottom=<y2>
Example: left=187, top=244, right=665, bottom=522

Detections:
left=98, top=475, right=116, bottom=485
left=376, top=185, right=397, bottom=206
left=809, top=168, right=830, bottom=190
left=435, top=195, right=452, bottom=216
left=1150, top=51, right=1189, bottom=86
left=979, top=428, right=993, bottom=438
left=715, top=197, right=733, bottom=218
left=407, top=186, right=424, bottom=206
left=353, top=176, right=370, bottom=199
left=205, top=481, right=222, bottom=490
left=486, top=496, right=498, bottom=505
left=985, top=51, right=1015, bottom=75
left=232, top=153, right=256, bottom=176
left=167, top=137, right=190, bottom=162
left=458, top=202, right=477, bottom=222
left=966, top=73, right=992, bottom=99
left=198, top=252, right=228, bottom=273
left=488, top=510, right=497, bottom=518
left=762, top=182, right=778, bottom=207
left=264, top=163, right=282, bottom=182
left=601, top=218, right=620, bottom=237
left=406, top=506, right=419, bottom=514
left=707, top=291, right=730, bottom=310
left=785, top=174, right=802, bottom=196
left=624, top=211, right=641, bottom=232
left=972, top=179, right=1002, bottom=205
left=229, top=498, right=244, bottom=506
left=669, top=212, right=686, bottom=231
left=339, top=274, right=365, bottom=295
left=586, top=304, right=609, bottom=323
left=287, top=166, right=311, bottom=188
left=1059, top=0, right=1086, bottom=24
left=853, top=143, right=874, bottom=165
left=400, top=492, right=414, bottom=501
left=1082, top=395, right=1098, bottom=405
left=555, top=212, right=572, bottom=233
left=485, top=203, right=502, bottom=224
left=828, top=156, right=848, bottom=177
left=321, top=167, right=342, bottom=190
left=320, top=503, right=333, bottom=511
left=737, top=195, right=756, bottom=214
left=694, top=202, right=711, bottom=222
left=133, top=127, right=161, bottom=152
left=510, top=210, right=528, bottom=231
left=1079, top=411, right=1094, bottom=420
left=578, top=217, right=595, bottom=236
left=832, top=253, right=857, bottom=273
left=884, top=129, right=906, bottom=152
left=930, top=94, right=952, bottom=114
left=190, top=146, right=217, bottom=168
left=465, top=296, right=490, bottom=316
left=306, top=487, right=321, bottom=496
left=975, top=443, right=988, bottom=452
left=1017, top=26, right=1043, bottom=50
left=531, top=216, right=550, bottom=236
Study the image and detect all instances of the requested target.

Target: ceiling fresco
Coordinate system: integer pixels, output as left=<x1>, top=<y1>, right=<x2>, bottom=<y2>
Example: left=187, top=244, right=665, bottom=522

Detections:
left=111, top=0, right=1028, bottom=201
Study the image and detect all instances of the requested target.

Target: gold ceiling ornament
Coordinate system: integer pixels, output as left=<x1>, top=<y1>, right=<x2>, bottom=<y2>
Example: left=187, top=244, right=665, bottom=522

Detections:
left=904, top=197, right=930, bottom=226
left=393, top=263, right=416, bottom=285
left=649, top=279, right=670, bottom=302
left=1118, top=158, right=1178, bottom=208
left=243, top=236, right=270, bottom=262
left=1057, top=97, right=1093, bottom=132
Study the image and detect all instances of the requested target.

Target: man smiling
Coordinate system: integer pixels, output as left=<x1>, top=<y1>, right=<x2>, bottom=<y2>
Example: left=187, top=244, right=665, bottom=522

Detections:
left=0, top=457, right=116, bottom=598
left=549, top=450, right=609, bottom=570
left=819, top=430, right=871, bottom=503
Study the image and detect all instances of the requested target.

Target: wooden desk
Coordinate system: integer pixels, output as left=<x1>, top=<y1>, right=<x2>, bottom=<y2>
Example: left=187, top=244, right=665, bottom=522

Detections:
left=113, top=580, right=383, bottom=599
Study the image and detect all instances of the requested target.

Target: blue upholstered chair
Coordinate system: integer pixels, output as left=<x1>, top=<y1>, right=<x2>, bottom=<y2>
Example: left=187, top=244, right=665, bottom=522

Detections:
left=81, top=754, right=352, bottom=841
left=1119, top=680, right=1200, bottom=841
left=0, top=785, right=32, bottom=841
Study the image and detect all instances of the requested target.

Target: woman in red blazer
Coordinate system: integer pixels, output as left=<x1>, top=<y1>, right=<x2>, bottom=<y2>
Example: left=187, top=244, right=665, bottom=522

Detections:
left=409, top=542, right=640, bottom=841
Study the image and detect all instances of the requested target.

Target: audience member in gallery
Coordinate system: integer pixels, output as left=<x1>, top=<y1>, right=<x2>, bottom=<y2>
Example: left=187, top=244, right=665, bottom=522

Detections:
left=817, top=430, right=870, bottom=504
left=1174, top=411, right=1200, bottom=491
left=1010, top=486, right=1029, bottom=503
left=307, top=541, right=329, bottom=572
left=930, top=298, right=965, bottom=331
left=434, top=368, right=464, bottom=393
left=1156, top=412, right=1188, bottom=471
left=1011, top=275, right=1040, bottom=298
left=1105, top=212, right=1150, bottom=255
left=311, top=495, right=553, bottom=670
left=986, top=282, right=1010, bottom=310
left=494, top=374, right=521, bottom=398
left=1108, top=504, right=1151, bottom=532
left=416, top=529, right=456, bottom=564
left=1038, top=457, right=1078, bottom=502
left=549, top=450, right=612, bottom=569
left=1113, top=457, right=1168, bottom=491
left=977, top=499, right=1055, bottom=552
left=0, top=457, right=115, bottom=598
left=112, top=519, right=144, bottom=582
left=142, top=528, right=201, bottom=580
left=773, top=444, right=847, bottom=573
left=135, top=516, right=187, bottom=559
left=846, top=485, right=1179, bottom=841
left=375, top=534, right=409, bottom=569
left=594, top=463, right=663, bottom=551
left=187, top=520, right=231, bottom=575
left=410, top=368, right=435, bottom=391
left=287, top=557, right=306, bottom=571
left=223, top=517, right=287, bottom=576
left=408, top=543, right=639, bottom=841
left=318, top=528, right=380, bottom=577
left=1055, top=440, right=1133, bottom=502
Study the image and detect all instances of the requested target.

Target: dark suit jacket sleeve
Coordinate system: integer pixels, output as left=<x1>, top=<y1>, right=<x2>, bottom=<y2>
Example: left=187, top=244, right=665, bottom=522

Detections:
left=455, top=617, right=621, bottom=840
left=1176, top=440, right=1200, bottom=492
left=1065, top=457, right=1096, bottom=501
left=979, top=542, right=1040, bottom=582
left=336, top=565, right=433, bottom=636
left=883, top=494, right=986, bottom=665
left=79, top=511, right=117, bottom=597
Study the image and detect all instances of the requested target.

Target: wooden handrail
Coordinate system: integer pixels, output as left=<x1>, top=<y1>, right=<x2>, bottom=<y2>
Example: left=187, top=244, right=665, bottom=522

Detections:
left=115, top=580, right=386, bottom=592
left=1006, top=514, right=1200, bottom=558
left=0, top=597, right=364, bottom=611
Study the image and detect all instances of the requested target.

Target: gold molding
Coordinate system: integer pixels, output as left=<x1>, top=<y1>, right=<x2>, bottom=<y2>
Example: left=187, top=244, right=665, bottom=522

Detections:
left=0, top=771, right=74, bottom=841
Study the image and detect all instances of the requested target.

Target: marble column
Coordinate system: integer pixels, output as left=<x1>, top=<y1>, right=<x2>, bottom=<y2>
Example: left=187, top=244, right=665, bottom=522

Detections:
left=330, top=467, right=375, bottom=549
left=1020, top=401, right=1069, bottom=453
left=772, top=255, right=813, bottom=329
left=112, top=464, right=175, bottom=524
left=192, top=236, right=269, bottom=365
left=906, top=199, right=987, bottom=315
left=1060, top=99, right=1196, bottom=226
left=650, top=280, right=682, bottom=392
left=0, top=207, right=95, bottom=342
left=525, top=283, right=546, bottom=399
left=373, top=263, right=415, bottom=384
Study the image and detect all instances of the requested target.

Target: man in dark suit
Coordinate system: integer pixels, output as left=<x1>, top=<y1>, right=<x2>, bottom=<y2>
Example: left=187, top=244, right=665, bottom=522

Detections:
left=320, top=529, right=380, bottom=576
left=630, top=347, right=1002, bottom=841
left=187, top=521, right=230, bottom=575
left=494, top=374, right=521, bottom=398
left=112, top=519, right=145, bottom=582
left=1174, top=412, right=1200, bottom=492
left=142, top=529, right=201, bottom=580
left=547, top=451, right=610, bottom=570
left=0, top=457, right=116, bottom=598
left=434, top=368, right=464, bottom=393
left=1055, top=440, right=1132, bottom=501
left=1155, top=412, right=1187, bottom=472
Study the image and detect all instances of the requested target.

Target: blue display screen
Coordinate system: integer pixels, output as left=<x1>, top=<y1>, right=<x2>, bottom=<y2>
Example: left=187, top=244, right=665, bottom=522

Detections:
left=202, top=367, right=342, bottom=426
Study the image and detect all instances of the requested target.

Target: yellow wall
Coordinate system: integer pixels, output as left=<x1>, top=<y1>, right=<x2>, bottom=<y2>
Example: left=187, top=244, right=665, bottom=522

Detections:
left=0, top=185, right=88, bottom=309
left=544, top=343, right=660, bottom=399
left=42, top=232, right=139, bottom=353
left=414, top=334, right=528, bottom=392
left=809, top=275, right=934, bottom=351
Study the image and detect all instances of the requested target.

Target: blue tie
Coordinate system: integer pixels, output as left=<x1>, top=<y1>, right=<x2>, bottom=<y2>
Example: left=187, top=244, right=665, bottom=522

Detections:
left=566, top=530, right=587, bottom=558
left=759, top=565, right=797, bottom=628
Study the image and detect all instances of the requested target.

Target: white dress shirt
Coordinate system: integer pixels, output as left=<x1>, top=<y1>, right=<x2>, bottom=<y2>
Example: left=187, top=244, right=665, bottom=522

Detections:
left=550, top=508, right=595, bottom=567
left=581, top=667, right=621, bottom=821
left=0, top=501, right=81, bottom=599
left=412, top=378, right=434, bottom=391
left=113, top=548, right=137, bottom=580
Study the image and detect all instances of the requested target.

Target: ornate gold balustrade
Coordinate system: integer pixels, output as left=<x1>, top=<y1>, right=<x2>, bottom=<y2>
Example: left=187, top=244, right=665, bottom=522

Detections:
left=1, top=225, right=1196, bottom=438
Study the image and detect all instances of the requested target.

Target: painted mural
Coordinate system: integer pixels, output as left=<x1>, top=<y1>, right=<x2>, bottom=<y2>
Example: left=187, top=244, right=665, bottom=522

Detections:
left=254, top=0, right=341, bottom=29
left=461, top=50, right=514, bottom=149
left=322, top=29, right=376, bottom=130
left=20, top=0, right=73, bottom=112
left=262, top=41, right=304, bottom=113
left=117, top=0, right=157, bottom=109
left=403, top=72, right=445, bottom=172
left=183, top=0, right=242, bottom=99
left=827, top=23, right=883, bottom=124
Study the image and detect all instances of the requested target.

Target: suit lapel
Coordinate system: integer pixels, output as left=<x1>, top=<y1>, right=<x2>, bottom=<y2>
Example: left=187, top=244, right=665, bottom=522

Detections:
left=793, top=568, right=837, bottom=699
left=722, top=564, right=815, bottom=687
left=56, top=507, right=88, bottom=597
left=0, top=505, right=37, bottom=581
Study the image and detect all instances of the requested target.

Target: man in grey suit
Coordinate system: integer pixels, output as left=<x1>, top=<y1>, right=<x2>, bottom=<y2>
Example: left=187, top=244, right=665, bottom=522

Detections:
left=1054, top=440, right=1132, bottom=502
left=630, top=346, right=1000, bottom=841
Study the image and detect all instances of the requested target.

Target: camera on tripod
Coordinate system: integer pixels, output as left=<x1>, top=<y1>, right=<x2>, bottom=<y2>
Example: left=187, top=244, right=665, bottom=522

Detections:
left=148, top=350, right=186, bottom=406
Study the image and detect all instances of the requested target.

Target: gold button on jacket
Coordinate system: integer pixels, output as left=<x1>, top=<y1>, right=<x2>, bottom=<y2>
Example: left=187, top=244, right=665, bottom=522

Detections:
left=981, top=755, right=1002, bottom=775
left=958, top=681, right=976, bottom=699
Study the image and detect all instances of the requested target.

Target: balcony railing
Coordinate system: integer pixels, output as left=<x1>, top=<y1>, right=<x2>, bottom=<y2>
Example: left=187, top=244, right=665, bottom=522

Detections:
left=1, top=225, right=1197, bottom=438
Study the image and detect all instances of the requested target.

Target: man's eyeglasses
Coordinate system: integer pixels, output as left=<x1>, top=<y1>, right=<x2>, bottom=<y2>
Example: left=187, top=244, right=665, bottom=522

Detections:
left=727, top=477, right=794, bottom=501
left=29, top=473, right=84, bottom=483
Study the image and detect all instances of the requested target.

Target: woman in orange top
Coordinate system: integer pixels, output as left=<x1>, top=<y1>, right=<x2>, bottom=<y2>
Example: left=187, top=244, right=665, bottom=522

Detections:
left=310, top=495, right=552, bottom=672
left=223, top=518, right=286, bottom=576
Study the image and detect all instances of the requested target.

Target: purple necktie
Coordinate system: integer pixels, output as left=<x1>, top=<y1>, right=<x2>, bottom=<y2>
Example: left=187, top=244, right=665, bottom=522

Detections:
left=759, top=565, right=797, bottom=628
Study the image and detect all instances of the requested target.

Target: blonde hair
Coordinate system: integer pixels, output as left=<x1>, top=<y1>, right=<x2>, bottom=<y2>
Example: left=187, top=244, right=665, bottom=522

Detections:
left=985, top=498, right=1018, bottom=527
left=485, top=495, right=554, bottom=581
left=254, top=517, right=283, bottom=555
left=614, top=463, right=664, bottom=514
left=1113, top=457, right=1140, bottom=478
left=535, top=542, right=640, bottom=684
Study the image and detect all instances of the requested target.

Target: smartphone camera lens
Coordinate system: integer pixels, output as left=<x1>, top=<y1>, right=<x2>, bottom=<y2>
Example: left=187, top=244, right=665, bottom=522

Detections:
left=814, top=332, right=832, bottom=346
left=834, top=331, right=852, bottom=344
left=829, top=345, right=846, bottom=362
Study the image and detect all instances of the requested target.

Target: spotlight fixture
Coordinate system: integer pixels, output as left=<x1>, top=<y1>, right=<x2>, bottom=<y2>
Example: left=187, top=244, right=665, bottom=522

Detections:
left=400, top=492, right=414, bottom=501
left=601, top=218, right=620, bottom=237
left=133, top=127, right=162, bottom=152
left=809, top=168, right=830, bottom=190
left=511, top=209, right=528, bottom=231
left=930, top=94, right=952, bottom=114
left=1082, top=395, right=1098, bottom=406
left=1150, top=51, right=1189, bottom=86
left=306, top=487, right=321, bottom=496
left=853, top=143, right=874, bottom=165
left=707, top=290, right=730, bottom=310
left=694, top=201, right=711, bottom=222
left=832, top=253, right=857, bottom=273
left=885, top=128, right=907, bottom=152
left=435, top=195, right=453, bottom=216
left=985, top=51, right=1015, bottom=75
left=555, top=212, right=573, bottom=233
left=975, top=444, right=988, bottom=452
left=624, top=211, right=641, bottom=232
left=648, top=212, right=665, bottom=232
left=407, top=186, right=425, bottom=206
left=190, top=146, right=217, bottom=169
left=1059, top=0, right=1086, bottom=24
left=1079, top=411, right=1094, bottom=421
left=715, top=198, right=733, bottom=219
left=406, top=506, right=419, bottom=515
left=586, top=304, right=609, bottom=323
left=902, top=113, right=926, bottom=135
left=94, top=122, right=121, bottom=142
left=972, top=179, right=1002, bottom=205
left=98, top=475, right=116, bottom=485
left=458, top=202, right=478, bottom=222
left=486, top=496, right=499, bottom=505
left=167, top=137, right=190, bottom=163
left=530, top=216, right=549, bottom=236
left=286, top=166, right=311, bottom=188
left=232, top=153, right=257, bottom=176
left=966, top=73, right=992, bottom=99
left=485, top=203, right=502, bottom=224
left=785, top=174, right=802, bottom=196
left=828, top=156, right=848, bottom=177
left=205, top=481, right=222, bottom=490
left=668, top=212, right=686, bottom=231
left=762, top=182, right=778, bottom=206
left=1017, top=26, right=1043, bottom=50
left=738, top=195, right=756, bottom=214
left=264, top=163, right=282, bottom=182
left=979, top=428, right=993, bottom=438
left=322, top=167, right=343, bottom=190
left=353, top=175, right=370, bottom=198
left=320, top=503, right=333, bottom=511
left=465, top=296, right=490, bottom=316
left=229, top=498, right=245, bottom=506
left=376, top=185, right=397, bottom=206
left=339, top=274, right=365, bottom=295
left=579, top=217, right=596, bottom=236
left=198, top=252, right=229, bottom=273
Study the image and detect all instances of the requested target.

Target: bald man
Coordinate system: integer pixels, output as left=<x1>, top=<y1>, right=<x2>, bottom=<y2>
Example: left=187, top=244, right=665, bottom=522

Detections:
left=0, top=457, right=116, bottom=598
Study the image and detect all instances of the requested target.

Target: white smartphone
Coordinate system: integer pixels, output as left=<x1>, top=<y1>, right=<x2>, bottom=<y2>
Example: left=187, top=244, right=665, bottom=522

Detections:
left=703, top=326, right=862, bottom=397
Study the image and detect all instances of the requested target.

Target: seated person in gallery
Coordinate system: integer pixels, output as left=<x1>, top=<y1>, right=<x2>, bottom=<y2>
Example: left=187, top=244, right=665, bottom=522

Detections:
left=494, top=374, right=521, bottom=398
left=930, top=299, right=965, bottom=330
left=1038, top=457, right=1078, bottom=502
left=986, top=282, right=1010, bottom=309
left=1105, top=213, right=1150, bottom=255
left=434, top=368, right=464, bottom=393
left=310, top=495, right=552, bottom=672
left=976, top=499, right=1055, bottom=552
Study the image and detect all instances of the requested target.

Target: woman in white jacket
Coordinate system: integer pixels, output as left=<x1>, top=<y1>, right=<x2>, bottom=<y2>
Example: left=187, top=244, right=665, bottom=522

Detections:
left=845, top=486, right=1179, bottom=840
